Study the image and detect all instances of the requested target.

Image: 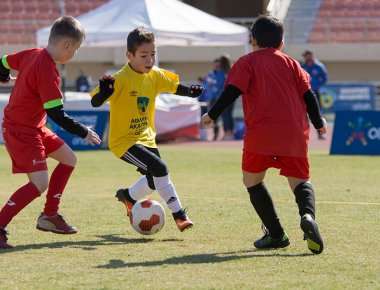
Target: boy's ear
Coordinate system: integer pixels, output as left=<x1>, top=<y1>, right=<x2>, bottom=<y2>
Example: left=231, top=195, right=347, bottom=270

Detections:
left=251, top=37, right=257, bottom=48
left=126, top=51, right=133, bottom=59
left=63, top=39, right=72, bottom=49
left=278, top=40, right=284, bottom=50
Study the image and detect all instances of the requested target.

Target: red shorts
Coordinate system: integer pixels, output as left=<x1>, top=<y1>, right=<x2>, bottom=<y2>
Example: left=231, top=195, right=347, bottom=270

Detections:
left=242, top=150, right=310, bottom=179
left=2, top=125, right=64, bottom=173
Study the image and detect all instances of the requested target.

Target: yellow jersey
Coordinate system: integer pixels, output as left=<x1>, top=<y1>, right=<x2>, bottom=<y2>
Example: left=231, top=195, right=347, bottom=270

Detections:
left=90, top=64, right=179, bottom=157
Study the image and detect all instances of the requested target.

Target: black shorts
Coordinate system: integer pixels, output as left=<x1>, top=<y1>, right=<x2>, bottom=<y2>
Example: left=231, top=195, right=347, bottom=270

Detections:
left=120, top=144, right=168, bottom=188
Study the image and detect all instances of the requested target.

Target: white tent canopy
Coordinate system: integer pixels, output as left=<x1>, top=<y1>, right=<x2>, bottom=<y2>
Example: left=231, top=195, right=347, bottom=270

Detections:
left=37, top=0, right=249, bottom=48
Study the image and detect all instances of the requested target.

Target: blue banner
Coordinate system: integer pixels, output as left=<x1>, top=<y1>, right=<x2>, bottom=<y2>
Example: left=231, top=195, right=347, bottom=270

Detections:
left=47, top=111, right=109, bottom=150
left=330, top=111, right=380, bottom=155
left=319, top=83, right=375, bottom=113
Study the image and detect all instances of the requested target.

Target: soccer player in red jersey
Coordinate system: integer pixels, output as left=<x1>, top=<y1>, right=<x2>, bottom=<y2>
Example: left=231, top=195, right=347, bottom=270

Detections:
left=0, top=16, right=101, bottom=249
left=202, top=16, right=327, bottom=254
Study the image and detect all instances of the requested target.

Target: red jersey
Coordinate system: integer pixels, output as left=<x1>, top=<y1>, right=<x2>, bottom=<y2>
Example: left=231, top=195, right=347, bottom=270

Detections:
left=226, top=48, right=311, bottom=158
left=3, top=48, right=62, bottom=129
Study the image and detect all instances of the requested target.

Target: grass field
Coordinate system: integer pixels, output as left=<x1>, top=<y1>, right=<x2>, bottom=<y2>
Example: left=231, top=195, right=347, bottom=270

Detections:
left=0, top=144, right=379, bottom=290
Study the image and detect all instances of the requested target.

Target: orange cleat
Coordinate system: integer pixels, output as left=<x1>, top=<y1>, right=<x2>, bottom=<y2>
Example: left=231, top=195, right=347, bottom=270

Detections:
left=173, top=209, right=193, bottom=232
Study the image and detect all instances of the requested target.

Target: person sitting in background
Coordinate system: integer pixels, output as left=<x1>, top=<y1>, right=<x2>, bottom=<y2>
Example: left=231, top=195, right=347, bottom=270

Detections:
left=75, top=70, right=91, bottom=92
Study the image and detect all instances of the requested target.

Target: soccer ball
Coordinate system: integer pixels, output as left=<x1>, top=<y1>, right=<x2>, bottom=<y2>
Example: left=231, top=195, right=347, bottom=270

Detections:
left=131, top=199, right=165, bottom=235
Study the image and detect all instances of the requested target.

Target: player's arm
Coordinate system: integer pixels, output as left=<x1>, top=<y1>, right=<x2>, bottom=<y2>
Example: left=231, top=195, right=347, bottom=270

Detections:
left=44, top=99, right=88, bottom=138
left=175, top=84, right=204, bottom=98
left=303, top=89, right=324, bottom=129
left=0, top=55, right=10, bottom=83
left=207, top=85, right=241, bottom=120
left=91, top=76, right=115, bottom=107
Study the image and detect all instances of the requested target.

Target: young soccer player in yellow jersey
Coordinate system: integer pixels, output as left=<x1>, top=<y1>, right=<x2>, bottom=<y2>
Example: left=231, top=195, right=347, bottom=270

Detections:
left=90, top=27, right=203, bottom=232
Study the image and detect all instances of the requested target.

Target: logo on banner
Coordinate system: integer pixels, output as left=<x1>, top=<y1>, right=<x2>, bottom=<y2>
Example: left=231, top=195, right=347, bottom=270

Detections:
left=320, top=91, right=334, bottom=109
left=137, top=96, right=149, bottom=115
left=346, top=116, right=371, bottom=146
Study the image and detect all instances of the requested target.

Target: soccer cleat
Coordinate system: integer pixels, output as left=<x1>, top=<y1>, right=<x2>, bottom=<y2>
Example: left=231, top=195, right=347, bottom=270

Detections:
left=254, top=225, right=290, bottom=249
left=36, top=213, right=78, bottom=234
left=0, top=228, right=13, bottom=249
left=115, top=188, right=135, bottom=217
left=300, top=214, right=324, bottom=254
left=172, top=209, right=193, bottom=232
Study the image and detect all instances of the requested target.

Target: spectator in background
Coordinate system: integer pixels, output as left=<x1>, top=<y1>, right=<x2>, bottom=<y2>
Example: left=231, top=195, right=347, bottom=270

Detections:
left=75, top=70, right=91, bottom=92
left=301, top=50, right=328, bottom=139
left=219, top=55, right=234, bottom=140
left=200, top=55, right=233, bottom=140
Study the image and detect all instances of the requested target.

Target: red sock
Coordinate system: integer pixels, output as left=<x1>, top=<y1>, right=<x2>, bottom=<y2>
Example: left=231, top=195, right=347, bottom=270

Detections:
left=43, top=163, right=74, bottom=216
left=0, top=182, right=41, bottom=228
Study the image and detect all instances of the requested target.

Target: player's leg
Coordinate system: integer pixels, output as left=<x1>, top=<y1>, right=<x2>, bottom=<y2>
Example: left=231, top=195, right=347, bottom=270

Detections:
left=244, top=170, right=289, bottom=249
left=282, top=157, right=324, bottom=254
left=36, top=129, right=77, bottom=234
left=0, top=127, right=45, bottom=249
left=0, top=171, right=44, bottom=249
left=117, top=147, right=156, bottom=215
left=122, top=145, right=192, bottom=231
left=288, top=177, right=324, bottom=254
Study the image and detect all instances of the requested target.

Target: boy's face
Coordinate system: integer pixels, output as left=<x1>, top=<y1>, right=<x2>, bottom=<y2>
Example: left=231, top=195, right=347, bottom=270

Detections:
left=55, top=38, right=81, bottom=64
left=127, top=42, right=156, bottom=73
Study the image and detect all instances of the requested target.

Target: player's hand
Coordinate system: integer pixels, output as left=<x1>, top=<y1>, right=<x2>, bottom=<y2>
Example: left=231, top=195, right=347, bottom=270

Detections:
left=85, top=128, right=101, bottom=145
left=201, top=113, right=214, bottom=128
left=99, top=75, right=115, bottom=97
left=190, top=84, right=203, bottom=98
left=318, top=117, right=327, bottom=136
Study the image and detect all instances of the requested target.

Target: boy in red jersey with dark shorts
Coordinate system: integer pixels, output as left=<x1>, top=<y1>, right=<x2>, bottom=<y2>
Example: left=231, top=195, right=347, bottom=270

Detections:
left=0, top=16, right=101, bottom=249
left=202, top=16, right=326, bottom=254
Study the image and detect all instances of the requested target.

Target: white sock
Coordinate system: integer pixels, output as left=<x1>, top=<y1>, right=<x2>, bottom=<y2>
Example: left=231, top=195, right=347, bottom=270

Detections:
left=129, top=176, right=153, bottom=201
left=153, top=175, right=182, bottom=213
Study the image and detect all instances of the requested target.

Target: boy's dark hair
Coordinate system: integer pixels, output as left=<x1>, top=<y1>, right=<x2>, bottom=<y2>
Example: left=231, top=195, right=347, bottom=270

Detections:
left=219, top=55, right=231, bottom=73
left=127, top=27, right=155, bottom=54
left=250, top=16, right=283, bottom=48
left=48, top=16, right=85, bottom=44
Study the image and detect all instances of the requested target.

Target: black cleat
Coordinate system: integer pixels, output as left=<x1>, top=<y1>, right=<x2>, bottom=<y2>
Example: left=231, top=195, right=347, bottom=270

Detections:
left=300, top=214, right=324, bottom=254
left=115, top=189, right=135, bottom=217
left=254, top=225, right=290, bottom=249
left=0, top=228, right=13, bottom=249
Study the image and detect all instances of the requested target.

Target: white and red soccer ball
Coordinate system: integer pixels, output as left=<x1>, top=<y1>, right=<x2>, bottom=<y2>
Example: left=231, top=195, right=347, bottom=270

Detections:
left=131, top=199, right=165, bottom=235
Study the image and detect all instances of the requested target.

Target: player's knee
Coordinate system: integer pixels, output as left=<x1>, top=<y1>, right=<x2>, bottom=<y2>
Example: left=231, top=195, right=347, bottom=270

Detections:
left=32, top=178, right=49, bottom=193
left=149, top=160, right=168, bottom=177
left=243, top=175, right=260, bottom=188
left=63, top=152, right=77, bottom=167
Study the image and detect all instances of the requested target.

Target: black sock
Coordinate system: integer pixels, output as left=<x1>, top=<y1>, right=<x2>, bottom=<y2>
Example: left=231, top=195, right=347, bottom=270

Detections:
left=293, top=182, right=316, bottom=219
left=247, top=183, right=284, bottom=239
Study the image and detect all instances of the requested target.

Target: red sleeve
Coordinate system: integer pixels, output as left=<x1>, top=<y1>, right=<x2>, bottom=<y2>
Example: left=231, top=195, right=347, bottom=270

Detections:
left=225, top=56, right=252, bottom=94
left=37, top=60, right=63, bottom=104
left=294, top=60, right=311, bottom=96
left=6, top=50, right=30, bottom=71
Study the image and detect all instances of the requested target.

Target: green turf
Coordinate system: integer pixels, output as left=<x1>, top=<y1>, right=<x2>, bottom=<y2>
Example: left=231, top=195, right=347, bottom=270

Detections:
left=0, top=145, right=379, bottom=290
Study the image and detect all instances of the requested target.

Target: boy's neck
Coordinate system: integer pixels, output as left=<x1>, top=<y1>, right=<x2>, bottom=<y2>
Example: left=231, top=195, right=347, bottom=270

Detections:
left=254, top=46, right=278, bottom=51
left=128, top=63, right=144, bottom=74
left=46, top=45, right=59, bottom=63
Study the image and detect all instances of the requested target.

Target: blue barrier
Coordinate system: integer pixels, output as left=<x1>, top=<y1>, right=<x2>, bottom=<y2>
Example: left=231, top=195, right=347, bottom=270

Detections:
left=320, top=83, right=375, bottom=113
left=47, top=111, right=109, bottom=150
left=330, top=111, right=380, bottom=155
